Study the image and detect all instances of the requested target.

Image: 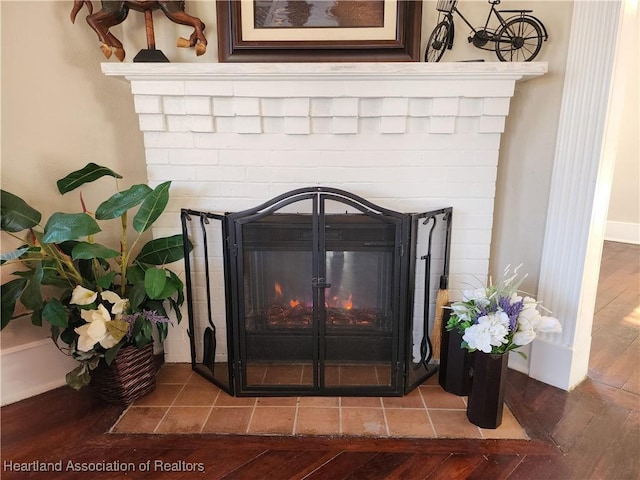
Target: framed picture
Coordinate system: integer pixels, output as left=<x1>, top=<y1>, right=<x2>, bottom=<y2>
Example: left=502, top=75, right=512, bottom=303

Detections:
left=216, top=0, right=422, bottom=62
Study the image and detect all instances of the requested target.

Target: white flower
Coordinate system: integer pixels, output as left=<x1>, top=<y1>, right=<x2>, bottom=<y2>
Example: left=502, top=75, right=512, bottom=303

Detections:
left=513, top=309, right=561, bottom=346
left=74, top=304, right=118, bottom=352
left=515, top=297, right=541, bottom=327
left=532, top=316, right=563, bottom=333
left=513, top=317, right=536, bottom=345
left=70, top=286, right=97, bottom=305
left=462, top=311, right=510, bottom=353
left=101, top=290, right=129, bottom=315
left=512, top=329, right=536, bottom=346
left=522, top=296, right=538, bottom=310
left=462, top=288, right=490, bottom=307
left=510, top=292, right=523, bottom=303
left=450, top=304, right=471, bottom=322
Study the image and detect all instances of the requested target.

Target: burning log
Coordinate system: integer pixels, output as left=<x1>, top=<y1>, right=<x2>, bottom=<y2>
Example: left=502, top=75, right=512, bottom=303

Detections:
left=260, top=303, right=381, bottom=329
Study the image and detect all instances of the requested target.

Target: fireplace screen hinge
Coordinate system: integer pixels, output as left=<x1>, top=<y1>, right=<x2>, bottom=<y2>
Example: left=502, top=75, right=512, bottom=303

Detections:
left=399, top=243, right=404, bottom=257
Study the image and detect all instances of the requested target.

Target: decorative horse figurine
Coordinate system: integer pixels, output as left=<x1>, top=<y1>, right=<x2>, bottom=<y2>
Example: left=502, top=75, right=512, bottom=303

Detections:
left=70, top=1, right=207, bottom=61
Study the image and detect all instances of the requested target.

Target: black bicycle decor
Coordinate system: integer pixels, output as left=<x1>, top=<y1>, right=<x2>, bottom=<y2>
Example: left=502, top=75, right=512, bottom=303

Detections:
left=424, top=0, right=548, bottom=62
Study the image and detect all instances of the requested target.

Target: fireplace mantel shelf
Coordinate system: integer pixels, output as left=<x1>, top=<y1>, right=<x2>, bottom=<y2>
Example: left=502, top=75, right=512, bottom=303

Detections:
left=102, top=62, right=547, bottom=82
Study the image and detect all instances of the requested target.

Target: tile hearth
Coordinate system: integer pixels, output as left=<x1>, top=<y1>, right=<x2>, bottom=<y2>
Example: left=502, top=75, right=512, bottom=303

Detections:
left=111, top=364, right=528, bottom=440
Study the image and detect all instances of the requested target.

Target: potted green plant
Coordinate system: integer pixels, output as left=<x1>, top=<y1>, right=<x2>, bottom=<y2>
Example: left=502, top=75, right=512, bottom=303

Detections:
left=1, top=163, right=188, bottom=402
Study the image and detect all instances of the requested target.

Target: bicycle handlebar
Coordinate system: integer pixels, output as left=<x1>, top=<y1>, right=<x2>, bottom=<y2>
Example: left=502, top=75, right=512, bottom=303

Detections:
left=489, top=0, right=501, bottom=4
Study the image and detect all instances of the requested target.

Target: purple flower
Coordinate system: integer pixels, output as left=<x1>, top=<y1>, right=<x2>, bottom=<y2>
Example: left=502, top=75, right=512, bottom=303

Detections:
left=122, top=310, right=172, bottom=340
left=498, top=296, right=524, bottom=331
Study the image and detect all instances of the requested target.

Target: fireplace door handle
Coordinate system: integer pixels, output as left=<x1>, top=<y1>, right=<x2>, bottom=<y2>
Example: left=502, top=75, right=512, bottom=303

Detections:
left=312, top=278, right=332, bottom=289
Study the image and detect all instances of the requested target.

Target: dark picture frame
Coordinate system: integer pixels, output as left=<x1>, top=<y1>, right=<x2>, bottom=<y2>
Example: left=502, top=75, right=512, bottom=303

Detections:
left=216, top=0, right=422, bottom=62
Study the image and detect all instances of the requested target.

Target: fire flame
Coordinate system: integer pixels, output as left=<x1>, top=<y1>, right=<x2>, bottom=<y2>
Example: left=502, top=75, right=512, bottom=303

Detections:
left=274, top=282, right=353, bottom=310
left=344, top=293, right=353, bottom=310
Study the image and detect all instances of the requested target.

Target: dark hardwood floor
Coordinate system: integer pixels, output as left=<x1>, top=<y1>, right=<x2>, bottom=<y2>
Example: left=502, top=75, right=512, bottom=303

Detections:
left=2, top=241, right=638, bottom=479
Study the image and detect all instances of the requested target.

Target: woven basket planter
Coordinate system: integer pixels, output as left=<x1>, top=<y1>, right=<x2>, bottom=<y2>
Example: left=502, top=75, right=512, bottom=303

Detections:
left=91, top=342, right=156, bottom=406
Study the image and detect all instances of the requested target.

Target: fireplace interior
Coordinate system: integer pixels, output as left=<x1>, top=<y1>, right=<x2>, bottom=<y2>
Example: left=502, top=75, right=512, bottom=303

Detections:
left=181, top=187, right=451, bottom=397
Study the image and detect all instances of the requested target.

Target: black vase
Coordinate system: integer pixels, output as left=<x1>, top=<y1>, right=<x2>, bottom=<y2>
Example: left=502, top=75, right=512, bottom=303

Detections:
left=438, top=312, right=473, bottom=396
left=466, top=352, right=509, bottom=429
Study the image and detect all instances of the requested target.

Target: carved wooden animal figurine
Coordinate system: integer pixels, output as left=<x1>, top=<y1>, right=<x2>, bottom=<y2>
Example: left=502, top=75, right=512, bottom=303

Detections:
left=70, top=1, right=207, bottom=61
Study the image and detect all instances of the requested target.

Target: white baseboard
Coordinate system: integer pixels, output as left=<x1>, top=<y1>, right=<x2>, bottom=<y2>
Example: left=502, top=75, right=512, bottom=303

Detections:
left=529, top=338, right=589, bottom=391
left=605, top=220, right=640, bottom=244
left=0, top=339, right=77, bottom=406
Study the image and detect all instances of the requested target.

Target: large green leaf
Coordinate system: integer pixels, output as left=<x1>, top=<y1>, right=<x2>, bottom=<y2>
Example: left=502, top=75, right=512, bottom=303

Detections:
left=60, top=326, right=77, bottom=346
left=71, top=242, right=120, bottom=260
left=104, top=342, right=124, bottom=366
left=42, top=298, right=68, bottom=328
left=20, top=262, right=44, bottom=310
left=66, top=364, right=91, bottom=390
left=41, top=259, right=73, bottom=288
left=42, top=213, right=101, bottom=243
left=56, top=163, right=122, bottom=194
left=0, top=190, right=42, bottom=232
left=133, top=181, right=170, bottom=233
left=1, top=278, right=27, bottom=329
left=127, top=282, right=147, bottom=311
left=31, top=309, right=43, bottom=327
left=96, top=271, right=117, bottom=289
left=0, top=246, right=30, bottom=263
left=125, top=264, right=146, bottom=283
left=144, top=267, right=167, bottom=300
left=95, top=184, right=152, bottom=220
left=134, top=320, right=153, bottom=348
left=135, top=234, right=187, bottom=265
left=169, top=297, right=183, bottom=323
left=144, top=299, right=168, bottom=318
left=147, top=271, right=180, bottom=301
left=154, top=275, right=178, bottom=300
left=168, top=270, right=185, bottom=306
left=105, top=319, right=129, bottom=343
left=156, top=321, right=169, bottom=343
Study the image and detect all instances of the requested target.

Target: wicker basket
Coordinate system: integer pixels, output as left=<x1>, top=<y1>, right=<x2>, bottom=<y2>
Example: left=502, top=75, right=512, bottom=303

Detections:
left=436, top=0, right=457, bottom=12
left=91, top=342, right=156, bottom=406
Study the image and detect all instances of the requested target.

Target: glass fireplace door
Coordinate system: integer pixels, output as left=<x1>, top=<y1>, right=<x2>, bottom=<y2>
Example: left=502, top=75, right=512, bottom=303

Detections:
left=319, top=198, right=401, bottom=392
left=235, top=196, right=319, bottom=393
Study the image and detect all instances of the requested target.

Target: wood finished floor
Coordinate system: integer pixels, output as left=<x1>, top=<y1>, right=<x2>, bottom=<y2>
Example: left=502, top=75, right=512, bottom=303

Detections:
left=2, top=241, right=638, bottom=479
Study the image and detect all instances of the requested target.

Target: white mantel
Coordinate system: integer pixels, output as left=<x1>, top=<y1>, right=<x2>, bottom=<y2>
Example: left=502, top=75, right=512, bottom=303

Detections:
left=102, top=61, right=547, bottom=370
left=102, top=61, right=547, bottom=80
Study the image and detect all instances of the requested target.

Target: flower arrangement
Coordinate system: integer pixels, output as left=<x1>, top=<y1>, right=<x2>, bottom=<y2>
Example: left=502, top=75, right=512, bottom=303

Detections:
left=446, top=266, right=562, bottom=356
left=1, top=163, right=188, bottom=389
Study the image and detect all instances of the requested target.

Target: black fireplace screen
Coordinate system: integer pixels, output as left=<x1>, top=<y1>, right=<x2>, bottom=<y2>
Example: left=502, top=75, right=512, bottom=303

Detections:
left=181, top=187, right=451, bottom=396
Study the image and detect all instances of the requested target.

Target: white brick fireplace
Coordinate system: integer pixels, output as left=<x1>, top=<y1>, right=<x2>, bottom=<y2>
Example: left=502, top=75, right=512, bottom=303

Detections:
left=102, top=62, right=547, bottom=364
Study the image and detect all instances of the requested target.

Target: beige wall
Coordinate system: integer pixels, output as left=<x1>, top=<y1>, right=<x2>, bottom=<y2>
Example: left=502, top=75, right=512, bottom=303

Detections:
left=607, top=9, right=639, bottom=228
left=0, top=1, right=148, bottom=347
left=2, top=1, right=629, bottom=397
left=423, top=0, right=575, bottom=290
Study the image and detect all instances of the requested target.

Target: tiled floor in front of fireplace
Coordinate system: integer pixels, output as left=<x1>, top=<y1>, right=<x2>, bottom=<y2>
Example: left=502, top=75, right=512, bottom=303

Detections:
left=110, top=363, right=528, bottom=440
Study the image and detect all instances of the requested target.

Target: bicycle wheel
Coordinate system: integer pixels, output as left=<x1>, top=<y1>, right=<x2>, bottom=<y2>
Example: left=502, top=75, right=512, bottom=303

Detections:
left=495, top=17, right=543, bottom=62
left=425, top=21, right=451, bottom=62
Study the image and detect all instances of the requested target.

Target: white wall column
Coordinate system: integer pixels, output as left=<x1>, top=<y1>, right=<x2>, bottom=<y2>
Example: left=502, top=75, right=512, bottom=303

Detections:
left=532, top=0, right=624, bottom=390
